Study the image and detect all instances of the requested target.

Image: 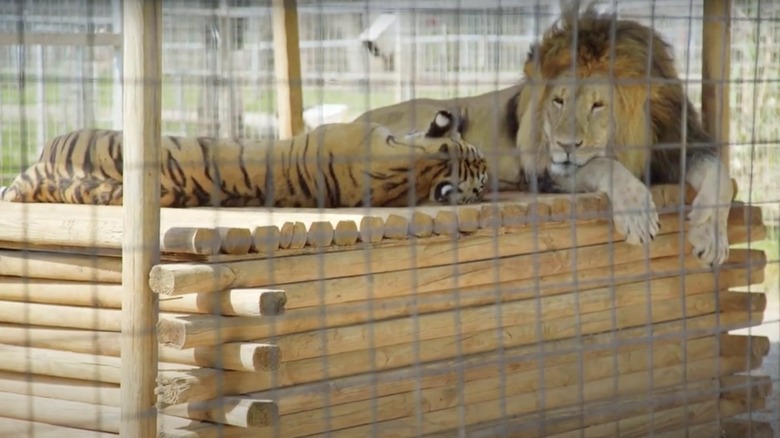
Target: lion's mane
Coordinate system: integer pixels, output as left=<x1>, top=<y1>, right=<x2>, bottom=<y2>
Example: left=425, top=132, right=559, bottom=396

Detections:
left=514, top=4, right=715, bottom=184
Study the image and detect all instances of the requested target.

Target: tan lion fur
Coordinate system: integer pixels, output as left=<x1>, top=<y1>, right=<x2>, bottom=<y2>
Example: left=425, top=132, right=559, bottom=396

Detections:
left=355, top=3, right=732, bottom=266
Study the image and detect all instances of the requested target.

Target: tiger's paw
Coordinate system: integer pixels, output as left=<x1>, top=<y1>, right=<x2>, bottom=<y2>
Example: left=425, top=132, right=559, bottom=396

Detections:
left=609, top=176, right=660, bottom=245
left=687, top=184, right=731, bottom=268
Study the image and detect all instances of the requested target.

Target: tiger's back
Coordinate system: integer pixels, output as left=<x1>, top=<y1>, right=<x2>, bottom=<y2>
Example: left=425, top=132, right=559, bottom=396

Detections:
left=1, top=110, right=488, bottom=208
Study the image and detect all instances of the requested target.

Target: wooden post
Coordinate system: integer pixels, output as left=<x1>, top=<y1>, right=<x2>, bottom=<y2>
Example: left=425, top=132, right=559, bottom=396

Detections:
left=272, top=0, right=305, bottom=138
left=702, top=0, right=732, bottom=166
left=121, top=0, right=162, bottom=437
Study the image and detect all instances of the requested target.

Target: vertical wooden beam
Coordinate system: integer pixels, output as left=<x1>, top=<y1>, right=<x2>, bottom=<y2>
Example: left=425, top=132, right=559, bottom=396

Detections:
left=702, top=0, right=732, bottom=167
left=272, top=0, right=305, bottom=139
left=121, top=0, right=162, bottom=437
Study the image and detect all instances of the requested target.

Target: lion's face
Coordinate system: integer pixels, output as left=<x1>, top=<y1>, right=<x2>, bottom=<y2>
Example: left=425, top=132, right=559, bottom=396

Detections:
left=542, top=77, right=612, bottom=176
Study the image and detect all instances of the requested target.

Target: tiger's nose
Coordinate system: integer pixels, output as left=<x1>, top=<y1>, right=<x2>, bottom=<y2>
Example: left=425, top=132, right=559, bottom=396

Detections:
left=557, top=140, right=583, bottom=153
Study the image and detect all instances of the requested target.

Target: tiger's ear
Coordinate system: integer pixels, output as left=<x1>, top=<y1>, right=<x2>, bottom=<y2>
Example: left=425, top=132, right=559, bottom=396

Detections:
left=425, top=110, right=455, bottom=138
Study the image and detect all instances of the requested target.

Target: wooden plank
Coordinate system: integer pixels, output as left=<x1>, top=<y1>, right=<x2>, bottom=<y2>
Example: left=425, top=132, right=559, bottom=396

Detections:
left=702, top=0, right=732, bottom=166
left=121, top=0, right=162, bottom=436
left=271, top=0, right=304, bottom=138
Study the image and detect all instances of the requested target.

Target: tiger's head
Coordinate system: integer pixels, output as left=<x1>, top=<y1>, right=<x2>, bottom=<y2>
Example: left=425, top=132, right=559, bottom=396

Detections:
left=402, top=110, right=488, bottom=205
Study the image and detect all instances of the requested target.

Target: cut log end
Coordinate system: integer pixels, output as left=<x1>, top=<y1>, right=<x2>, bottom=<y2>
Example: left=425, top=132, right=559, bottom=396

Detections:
left=247, top=343, right=281, bottom=371
left=410, top=212, right=434, bottom=237
left=252, top=225, right=281, bottom=254
left=333, top=220, right=359, bottom=246
left=306, top=221, right=335, bottom=248
left=157, top=316, right=188, bottom=349
left=149, top=266, right=175, bottom=295
left=246, top=399, right=279, bottom=427
left=457, top=208, right=480, bottom=233
left=289, top=222, right=308, bottom=249
left=216, top=227, right=252, bottom=255
left=384, top=214, right=409, bottom=240
left=258, top=290, right=287, bottom=315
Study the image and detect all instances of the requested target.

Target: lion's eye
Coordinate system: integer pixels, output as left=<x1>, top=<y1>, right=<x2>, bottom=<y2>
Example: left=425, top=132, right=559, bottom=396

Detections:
left=553, top=97, right=564, bottom=107
left=592, top=101, right=604, bottom=110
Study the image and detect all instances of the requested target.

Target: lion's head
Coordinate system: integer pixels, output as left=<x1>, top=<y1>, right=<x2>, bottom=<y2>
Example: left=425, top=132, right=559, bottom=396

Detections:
left=515, top=2, right=699, bottom=180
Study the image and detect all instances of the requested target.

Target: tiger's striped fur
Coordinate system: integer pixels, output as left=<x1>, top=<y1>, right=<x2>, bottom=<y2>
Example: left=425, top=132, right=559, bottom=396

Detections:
left=1, top=110, right=488, bottom=208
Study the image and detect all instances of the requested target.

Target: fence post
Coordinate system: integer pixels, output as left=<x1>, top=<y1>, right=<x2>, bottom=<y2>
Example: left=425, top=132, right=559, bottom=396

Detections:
left=121, top=0, right=162, bottom=437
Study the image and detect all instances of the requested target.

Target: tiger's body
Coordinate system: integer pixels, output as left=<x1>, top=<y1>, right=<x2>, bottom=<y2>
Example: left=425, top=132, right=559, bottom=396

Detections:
left=1, top=111, right=488, bottom=208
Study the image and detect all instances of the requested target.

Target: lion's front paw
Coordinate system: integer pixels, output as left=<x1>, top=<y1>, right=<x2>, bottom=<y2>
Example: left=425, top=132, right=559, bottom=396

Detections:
left=609, top=179, right=660, bottom=245
left=687, top=192, right=730, bottom=268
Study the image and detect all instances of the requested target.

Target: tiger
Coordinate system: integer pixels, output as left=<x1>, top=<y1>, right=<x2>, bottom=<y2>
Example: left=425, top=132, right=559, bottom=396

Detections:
left=0, top=110, right=488, bottom=209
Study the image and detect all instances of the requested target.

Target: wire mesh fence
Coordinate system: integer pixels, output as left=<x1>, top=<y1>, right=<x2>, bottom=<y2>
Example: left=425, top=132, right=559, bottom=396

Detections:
left=0, top=0, right=777, bottom=437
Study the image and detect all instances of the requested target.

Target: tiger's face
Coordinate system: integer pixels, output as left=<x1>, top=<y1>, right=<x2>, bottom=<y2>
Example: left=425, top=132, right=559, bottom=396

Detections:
left=403, top=110, right=488, bottom=205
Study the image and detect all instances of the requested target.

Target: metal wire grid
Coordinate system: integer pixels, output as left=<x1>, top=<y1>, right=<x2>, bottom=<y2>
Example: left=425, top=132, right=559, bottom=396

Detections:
left=0, top=0, right=777, bottom=437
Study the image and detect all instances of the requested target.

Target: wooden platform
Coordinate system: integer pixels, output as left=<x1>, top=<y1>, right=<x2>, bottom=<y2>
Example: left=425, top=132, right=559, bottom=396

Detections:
left=0, top=183, right=774, bottom=437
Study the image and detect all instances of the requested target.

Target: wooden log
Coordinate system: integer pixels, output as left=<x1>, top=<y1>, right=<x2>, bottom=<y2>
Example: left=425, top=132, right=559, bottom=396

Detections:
left=157, top=415, right=249, bottom=438
left=702, top=0, right=732, bottom=165
left=0, top=250, right=122, bottom=283
left=251, top=225, right=280, bottom=254
left=720, top=333, right=772, bottom=358
left=216, top=227, right=252, bottom=255
left=155, top=298, right=762, bottom=405
left=277, top=244, right=764, bottom=310
left=0, top=391, right=120, bottom=433
left=148, top=209, right=761, bottom=295
left=722, top=419, right=775, bottom=438
left=249, top=328, right=765, bottom=421
left=333, top=221, right=359, bottom=246
left=250, top=337, right=729, bottom=437
left=382, top=214, right=409, bottom=240
left=547, top=396, right=757, bottom=438
left=422, top=379, right=722, bottom=438
left=409, top=211, right=434, bottom=237
left=0, top=278, right=286, bottom=317
left=161, top=396, right=278, bottom=429
left=271, top=0, right=305, bottom=138
left=0, top=297, right=286, bottom=331
left=162, top=228, right=221, bottom=256
left=306, top=221, right=334, bottom=248
left=305, top=221, right=334, bottom=248
left=433, top=210, right=458, bottom=235
left=0, top=325, right=280, bottom=373
left=0, top=299, right=122, bottom=330
left=720, top=374, right=773, bottom=401
left=288, top=222, right=307, bottom=249
left=358, top=216, right=384, bottom=243
left=457, top=207, right=480, bottom=233
left=0, top=343, right=196, bottom=384
left=319, top=355, right=759, bottom=438
left=477, top=204, right=502, bottom=230
left=0, top=204, right=220, bottom=256
left=156, top=256, right=761, bottom=350
left=0, top=183, right=747, bottom=254
left=278, top=222, right=294, bottom=249
left=0, top=417, right=117, bottom=438
left=158, top=288, right=287, bottom=316
left=0, top=370, right=120, bottom=406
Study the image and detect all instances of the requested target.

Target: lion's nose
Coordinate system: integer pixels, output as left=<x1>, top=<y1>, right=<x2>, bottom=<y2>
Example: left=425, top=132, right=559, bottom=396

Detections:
left=557, top=140, right=584, bottom=152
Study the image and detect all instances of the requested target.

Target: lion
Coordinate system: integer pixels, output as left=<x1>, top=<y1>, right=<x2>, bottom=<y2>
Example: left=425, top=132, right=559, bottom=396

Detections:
left=354, top=3, right=732, bottom=268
